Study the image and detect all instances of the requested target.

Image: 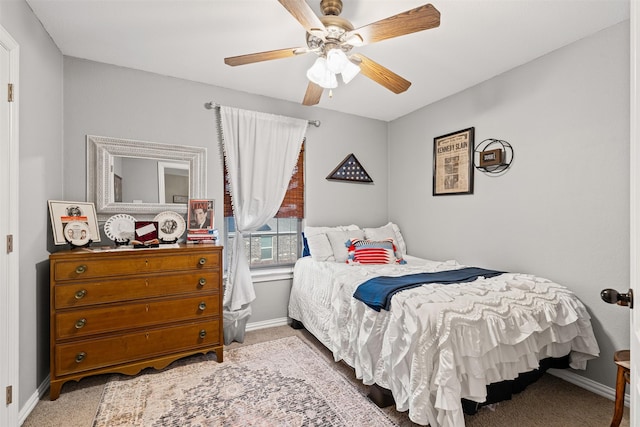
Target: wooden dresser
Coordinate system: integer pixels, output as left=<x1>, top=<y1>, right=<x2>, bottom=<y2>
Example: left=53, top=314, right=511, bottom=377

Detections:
left=48, top=244, right=223, bottom=400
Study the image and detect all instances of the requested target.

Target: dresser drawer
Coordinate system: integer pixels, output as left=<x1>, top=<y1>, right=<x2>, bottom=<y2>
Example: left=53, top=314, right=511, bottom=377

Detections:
left=55, top=294, right=220, bottom=340
left=54, top=320, right=220, bottom=376
left=53, top=251, right=220, bottom=281
left=54, top=271, right=220, bottom=309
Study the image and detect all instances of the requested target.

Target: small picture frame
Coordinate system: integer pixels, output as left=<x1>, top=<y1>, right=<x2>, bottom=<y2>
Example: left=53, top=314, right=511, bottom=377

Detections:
left=433, top=127, right=475, bottom=196
left=113, top=174, right=123, bottom=202
left=48, top=200, right=101, bottom=245
left=188, top=199, right=214, bottom=230
left=132, top=221, right=159, bottom=248
left=173, top=195, right=188, bottom=204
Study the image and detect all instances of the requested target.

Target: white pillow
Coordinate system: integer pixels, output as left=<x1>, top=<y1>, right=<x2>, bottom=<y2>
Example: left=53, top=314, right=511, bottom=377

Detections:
left=363, top=222, right=407, bottom=255
left=304, top=224, right=360, bottom=261
left=389, top=222, right=407, bottom=255
left=305, top=233, right=334, bottom=261
left=326, top=229, right=365, bottom=263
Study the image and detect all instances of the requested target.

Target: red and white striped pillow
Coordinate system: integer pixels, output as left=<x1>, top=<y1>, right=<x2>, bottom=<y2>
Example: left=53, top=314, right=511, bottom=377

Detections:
left=347, top=238, right=403, bottom=265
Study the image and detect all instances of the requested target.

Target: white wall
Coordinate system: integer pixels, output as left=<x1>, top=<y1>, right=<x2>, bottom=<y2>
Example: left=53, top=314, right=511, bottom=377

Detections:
left=0, top=0, right=64, bottom=410
left=388, top=22, right=630, bottom=389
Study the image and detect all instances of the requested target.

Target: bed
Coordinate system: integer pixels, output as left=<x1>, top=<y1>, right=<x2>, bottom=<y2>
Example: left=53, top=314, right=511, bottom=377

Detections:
left=288, top=223, right=600, bottom=427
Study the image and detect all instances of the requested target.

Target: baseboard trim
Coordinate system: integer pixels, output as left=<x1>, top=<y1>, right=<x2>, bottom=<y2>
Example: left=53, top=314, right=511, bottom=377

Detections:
left=20, top=374, right=51, bottom=425
left=245, top=317, right=290, bottom=331
left=548, top=368, right=629, bottom=407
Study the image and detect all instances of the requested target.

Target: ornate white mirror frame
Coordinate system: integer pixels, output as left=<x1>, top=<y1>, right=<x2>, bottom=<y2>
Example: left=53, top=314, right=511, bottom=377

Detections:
left=87, top=135, right=207, bottom=221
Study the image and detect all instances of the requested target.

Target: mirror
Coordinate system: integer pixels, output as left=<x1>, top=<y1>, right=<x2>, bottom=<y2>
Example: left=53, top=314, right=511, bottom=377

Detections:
left=87, top=135, right=207, bottom=221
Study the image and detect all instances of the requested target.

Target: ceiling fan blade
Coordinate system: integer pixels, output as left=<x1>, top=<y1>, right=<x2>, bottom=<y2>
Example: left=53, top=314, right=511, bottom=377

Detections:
left=302, top=81, right=323, bottom=106
left=224, top=47, right=308, bottom=66
left=345, top=4, right=440, bottom=46
left=278, top=0, right=327, bottom=37
left=351, top=53, right=411, bottom=94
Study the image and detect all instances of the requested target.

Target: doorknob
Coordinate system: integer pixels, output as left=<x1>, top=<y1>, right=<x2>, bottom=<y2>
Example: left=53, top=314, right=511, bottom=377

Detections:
left=600, top=288, right=634, bottom=309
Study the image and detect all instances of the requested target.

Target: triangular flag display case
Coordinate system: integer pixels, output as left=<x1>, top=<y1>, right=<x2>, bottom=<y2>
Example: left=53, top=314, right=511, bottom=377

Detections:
left=326, top=153, right=373, bottom=183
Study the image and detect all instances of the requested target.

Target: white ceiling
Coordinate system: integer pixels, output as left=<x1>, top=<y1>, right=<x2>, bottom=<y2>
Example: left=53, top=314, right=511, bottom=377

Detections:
left=26, top=0, right=629, bottom=121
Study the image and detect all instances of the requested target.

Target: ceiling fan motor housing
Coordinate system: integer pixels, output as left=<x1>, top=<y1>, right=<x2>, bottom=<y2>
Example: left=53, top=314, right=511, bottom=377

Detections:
left=320, top=0, right=343, bottom=16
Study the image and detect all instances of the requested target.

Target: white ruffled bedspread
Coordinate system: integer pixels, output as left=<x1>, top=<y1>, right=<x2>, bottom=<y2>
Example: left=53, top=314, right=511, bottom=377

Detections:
left=288, top=256, right=600, bottom=427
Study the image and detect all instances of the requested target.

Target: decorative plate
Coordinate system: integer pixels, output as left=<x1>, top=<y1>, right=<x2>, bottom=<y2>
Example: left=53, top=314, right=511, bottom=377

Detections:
left=104, top=214, right=136, bottom=242
left=154, top=211, right=186, bottom=241
left=64, top=221, right=91, bottom=246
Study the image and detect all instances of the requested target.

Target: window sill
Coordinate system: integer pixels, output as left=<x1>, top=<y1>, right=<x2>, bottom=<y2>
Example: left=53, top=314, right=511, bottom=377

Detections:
left=251, top=266, right=294, bottom=283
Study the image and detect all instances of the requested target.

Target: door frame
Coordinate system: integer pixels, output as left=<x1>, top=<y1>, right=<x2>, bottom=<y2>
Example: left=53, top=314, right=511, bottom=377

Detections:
left=0, top=23, right=20, bottom=427
left=630, top=0, right=639, bottom=424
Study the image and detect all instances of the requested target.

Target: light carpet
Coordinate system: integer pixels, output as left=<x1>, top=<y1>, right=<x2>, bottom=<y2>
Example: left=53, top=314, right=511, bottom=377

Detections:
left=92, top=336, right=398, bottom=426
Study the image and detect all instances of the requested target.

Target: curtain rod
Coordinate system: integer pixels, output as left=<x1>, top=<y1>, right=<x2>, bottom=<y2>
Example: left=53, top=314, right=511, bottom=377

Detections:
left=204, top=101, right=320, bottom=128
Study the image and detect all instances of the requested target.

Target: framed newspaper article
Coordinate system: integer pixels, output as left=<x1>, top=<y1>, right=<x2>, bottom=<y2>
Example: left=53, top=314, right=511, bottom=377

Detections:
left=433, top=127, right=475, bottom=196
left=48, top=200, right=101, bottom=245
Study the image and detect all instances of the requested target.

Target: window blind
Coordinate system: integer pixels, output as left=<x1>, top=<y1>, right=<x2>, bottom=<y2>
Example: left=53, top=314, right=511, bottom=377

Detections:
left=224, top=142, right=304, bottom=219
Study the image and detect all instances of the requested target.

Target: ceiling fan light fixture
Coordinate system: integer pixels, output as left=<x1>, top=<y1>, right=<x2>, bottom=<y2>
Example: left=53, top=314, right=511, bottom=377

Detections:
left=341, top=59, right=361, bottom=84
left=307, top=57, right=338, bottom=89
left=326, top=48, right=349, bottom=73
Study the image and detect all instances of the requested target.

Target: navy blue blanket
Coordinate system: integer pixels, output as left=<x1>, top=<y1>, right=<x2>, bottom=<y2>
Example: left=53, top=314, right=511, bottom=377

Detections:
left=353, top=267, right=505, bottom=311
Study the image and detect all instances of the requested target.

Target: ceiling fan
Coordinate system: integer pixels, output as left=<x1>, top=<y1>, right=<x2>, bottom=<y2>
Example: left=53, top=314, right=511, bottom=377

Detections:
left=224, top=0, right=440, bottom=106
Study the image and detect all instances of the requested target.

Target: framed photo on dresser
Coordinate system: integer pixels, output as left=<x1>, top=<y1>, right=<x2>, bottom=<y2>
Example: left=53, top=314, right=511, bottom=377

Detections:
left=187, top=199, right=214, bottom=230
left=48, top=200, right=101, bottom=245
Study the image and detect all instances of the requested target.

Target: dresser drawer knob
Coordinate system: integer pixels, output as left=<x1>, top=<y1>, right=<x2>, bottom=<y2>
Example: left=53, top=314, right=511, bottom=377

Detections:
left=199, top=329, right=207, bottom=339
left=198, top=302, right=207, bottom=311
left=75, top=318, right=87, bottom=329
left=75, top=352, right=86, bottom=363
left=198, top=257, right=207, bottom=265
left=198, top=278, right=207, bottom=287
left=75, top=265, right=87, bottom=274
left=74, top=289, right=87, bottom=300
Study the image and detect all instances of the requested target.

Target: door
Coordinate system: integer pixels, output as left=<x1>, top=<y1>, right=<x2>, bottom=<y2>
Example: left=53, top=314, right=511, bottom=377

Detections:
left=603, top=3, right=640, bottom=423
left=0, top=24, right=19, bottom=427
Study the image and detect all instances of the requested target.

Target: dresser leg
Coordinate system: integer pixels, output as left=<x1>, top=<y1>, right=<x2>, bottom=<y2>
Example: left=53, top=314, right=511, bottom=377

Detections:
left=49, top=380, right=63, bottom=401
left=215, top=347, right=224, bottom=363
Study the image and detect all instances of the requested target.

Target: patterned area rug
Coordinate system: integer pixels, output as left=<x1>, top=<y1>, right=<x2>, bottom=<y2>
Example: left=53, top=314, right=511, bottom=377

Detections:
left=92, top=336, right=398, bottom=426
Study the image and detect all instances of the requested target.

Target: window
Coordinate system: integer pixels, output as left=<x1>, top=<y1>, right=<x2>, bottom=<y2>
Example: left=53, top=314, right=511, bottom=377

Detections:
left=260, top=236, right=274, bottom=260
left=224, top=143, right=304, bottom=269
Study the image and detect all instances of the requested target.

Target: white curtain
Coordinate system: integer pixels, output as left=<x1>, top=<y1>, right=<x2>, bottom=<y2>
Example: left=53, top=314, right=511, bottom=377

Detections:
left=219, top=106, right=307, bottom=337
